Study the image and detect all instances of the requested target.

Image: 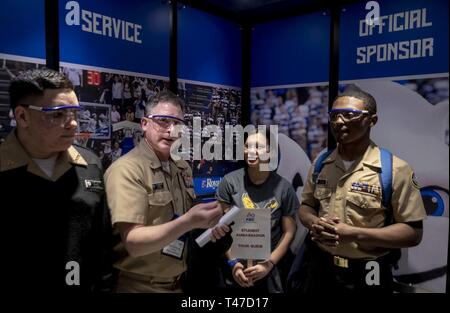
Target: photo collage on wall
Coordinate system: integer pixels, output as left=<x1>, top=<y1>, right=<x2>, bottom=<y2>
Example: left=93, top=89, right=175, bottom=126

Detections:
left=0, top=59, right=45, bottom=142
left=250, top=85, right=329, bottom=161
left=178, top=81, right=242, bottom=193
left=59, top=66, right=169, bottom=169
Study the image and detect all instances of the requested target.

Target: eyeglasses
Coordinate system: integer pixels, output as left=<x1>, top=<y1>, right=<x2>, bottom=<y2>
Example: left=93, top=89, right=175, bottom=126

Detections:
left=145, top=114, right=185, bottom=131
left=25, top=104, right=82, bottom=126
left=329, top=108, right=369, bottom=123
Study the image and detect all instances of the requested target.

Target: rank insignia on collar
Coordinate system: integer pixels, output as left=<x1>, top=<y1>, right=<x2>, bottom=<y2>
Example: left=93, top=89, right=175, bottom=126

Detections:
left=181, top=170, right=194, bottom=188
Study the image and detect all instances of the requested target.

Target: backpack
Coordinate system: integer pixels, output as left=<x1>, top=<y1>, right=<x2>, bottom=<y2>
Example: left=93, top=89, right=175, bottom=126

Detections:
left=287, top=147, right=399, bottom=293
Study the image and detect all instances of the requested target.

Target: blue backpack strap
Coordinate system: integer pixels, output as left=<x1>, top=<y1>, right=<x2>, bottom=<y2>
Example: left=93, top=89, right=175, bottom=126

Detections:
left=379, top=148, right=393, bottom=209
left=379, top=148, right=402, bottom=267
left=312, top=150, right=333, bottom=185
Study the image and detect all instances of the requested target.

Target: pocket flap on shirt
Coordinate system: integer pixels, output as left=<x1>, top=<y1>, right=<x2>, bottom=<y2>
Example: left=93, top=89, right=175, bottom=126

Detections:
left=148, top=191, right=173, bottom=206
left=346, top=191, right=381, bottom=209
left=314, top=187, right=332, bottom=200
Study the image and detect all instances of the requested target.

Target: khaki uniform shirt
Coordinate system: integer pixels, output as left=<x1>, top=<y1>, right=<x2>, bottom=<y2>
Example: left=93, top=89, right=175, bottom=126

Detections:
left=301, top=141, right=426, bottom=259
left=104, top=139, right=194, bottom=279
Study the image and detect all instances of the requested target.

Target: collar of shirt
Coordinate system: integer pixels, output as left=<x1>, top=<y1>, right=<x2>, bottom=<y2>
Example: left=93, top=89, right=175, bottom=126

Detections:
left=322, top=141, right=382, bottom=173
left=0, top=131, right=87, bottom=181
left=139, top=138, right=190, bottom=173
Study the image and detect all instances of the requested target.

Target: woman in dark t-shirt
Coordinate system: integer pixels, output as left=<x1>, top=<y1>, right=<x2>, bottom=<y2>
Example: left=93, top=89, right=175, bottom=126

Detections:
left=216, top=130, right=299, bottom=293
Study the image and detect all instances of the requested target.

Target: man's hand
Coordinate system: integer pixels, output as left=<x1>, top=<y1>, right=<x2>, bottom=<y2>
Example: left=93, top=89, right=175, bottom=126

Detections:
left=310, top=216, right=339, bottom=246
left=315, top=216, right=357, bottom=245
left=211, top=224, right=230, bottom=242
left=186, top=201, right=222, bottom=229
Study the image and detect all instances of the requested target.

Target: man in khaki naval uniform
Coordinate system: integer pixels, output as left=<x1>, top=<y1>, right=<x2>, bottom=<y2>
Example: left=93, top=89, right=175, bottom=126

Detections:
left=298, top=85, right=426, bottom=293
left=105, top=90, right=223, bottom=292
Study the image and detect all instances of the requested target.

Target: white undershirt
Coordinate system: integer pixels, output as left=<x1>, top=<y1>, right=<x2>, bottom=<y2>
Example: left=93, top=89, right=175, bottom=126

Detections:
left=32, top=155, right=58, bottom=178
left=342, top=160, right=355, bottom=171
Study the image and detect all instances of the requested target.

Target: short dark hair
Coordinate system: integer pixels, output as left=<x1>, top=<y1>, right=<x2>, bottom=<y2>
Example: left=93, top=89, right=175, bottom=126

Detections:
left=244, top=126, right=277, bottom=151
left=9, top=68, right=74, bottom=110
left=334, top=84, right=377, bottom=114
left=145, top=90, right=185, bottom=116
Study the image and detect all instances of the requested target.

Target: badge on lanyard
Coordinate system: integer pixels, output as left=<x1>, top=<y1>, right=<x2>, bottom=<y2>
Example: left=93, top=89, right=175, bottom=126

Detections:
left=162, top=214, right=186, bottom=259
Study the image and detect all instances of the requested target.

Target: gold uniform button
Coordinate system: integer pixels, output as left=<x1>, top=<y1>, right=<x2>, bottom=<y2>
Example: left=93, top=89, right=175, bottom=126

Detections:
left=333, top=256, right=349, bottom=268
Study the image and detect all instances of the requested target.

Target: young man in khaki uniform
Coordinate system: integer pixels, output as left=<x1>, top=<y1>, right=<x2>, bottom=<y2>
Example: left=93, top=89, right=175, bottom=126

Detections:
left=298, top=85, right=426, bottom=293
left=104, top=90, right=224, bottom=292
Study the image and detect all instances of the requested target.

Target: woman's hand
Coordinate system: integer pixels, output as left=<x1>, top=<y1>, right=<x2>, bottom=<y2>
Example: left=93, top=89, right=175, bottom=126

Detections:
left=242, top=260, right=274, bottom=283
left=232, top=262, right=253, bottom=287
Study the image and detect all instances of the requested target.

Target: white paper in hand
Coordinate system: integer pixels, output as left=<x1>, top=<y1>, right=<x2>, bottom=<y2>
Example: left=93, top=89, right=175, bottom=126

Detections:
left=195, top=205, right=241, bottom=248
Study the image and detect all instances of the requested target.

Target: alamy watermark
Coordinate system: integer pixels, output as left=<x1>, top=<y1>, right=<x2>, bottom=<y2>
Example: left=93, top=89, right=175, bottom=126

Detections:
left=169, top=118, right=279, bottom=172
left=365, top=1, right=380, bottom=26
left=365, top=260, right=381, bottom=286
left=66, top=261, right=80, bottom=286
